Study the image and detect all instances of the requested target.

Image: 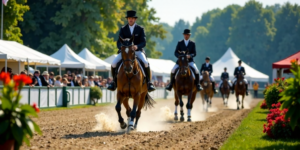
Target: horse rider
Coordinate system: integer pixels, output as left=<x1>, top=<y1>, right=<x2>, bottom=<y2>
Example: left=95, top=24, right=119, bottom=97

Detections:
left=107, top=10, right=155, bottom=92
left=219, top=67, right=232, bottom=91
left=200, top=57, right=218, bottom=93
left=165, top=29, right=203, bottom=91
left=231, top=60, right=249, bottom=95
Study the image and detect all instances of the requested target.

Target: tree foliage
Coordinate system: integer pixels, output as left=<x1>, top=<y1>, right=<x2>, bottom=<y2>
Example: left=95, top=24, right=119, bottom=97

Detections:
left=0, top=0, right=29, bottom=43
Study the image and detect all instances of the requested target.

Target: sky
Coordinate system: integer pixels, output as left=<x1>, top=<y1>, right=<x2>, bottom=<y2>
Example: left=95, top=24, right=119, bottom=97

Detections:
left=148, top=0, right=300, bottom=26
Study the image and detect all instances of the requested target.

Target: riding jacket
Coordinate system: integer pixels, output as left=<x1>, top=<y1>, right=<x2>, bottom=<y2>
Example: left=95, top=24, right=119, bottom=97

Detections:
left=174, top=40, right=196, bottom=64
left=117, top=24, right=146, bottom=53
left=200, top=63, right=213, bottom=75
left=221, top=72, right=229, bottom=80
left=234, top=66, right=246, bottom=77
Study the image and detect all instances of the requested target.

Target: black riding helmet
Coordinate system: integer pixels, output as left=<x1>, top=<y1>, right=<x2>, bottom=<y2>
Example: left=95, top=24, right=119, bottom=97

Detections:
left=205, top=57, right=210, bottom=60
left=224, top=67, right=227, bottom=70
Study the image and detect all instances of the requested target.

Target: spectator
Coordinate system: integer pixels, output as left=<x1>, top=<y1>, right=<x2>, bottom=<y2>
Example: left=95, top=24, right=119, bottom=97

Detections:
left=94, top=76, right=101, bottom=87
left=67, top=74, right=75, bottom=87
left=99, top=76, right=103, bottom=82
left=28, top=73, right=33, bottom=79
left=75, top=74, right=82, bottom=86
left=107, top=77, right=113, bottom=84
left=82, top=76, right=89, bottom=87
left=88, top=76, right=95, bottom=87
left=20, top=71, right=26, bottom=75
left=63, top=74, right=68, bottom=79
left=54, top=75, right=63, bottom=87
left=62, top=78, right=69, bottom=86
left=102, top=79, right=108, bottom=88
left=32, top=70, right=43, bottom=87
left=49, top=72, right=55, bottom=86
left=253, top=82, right=259, bottom=98
left=1, top=67, right=12, bottom=73
left=41, top=71, right=50, bottom=87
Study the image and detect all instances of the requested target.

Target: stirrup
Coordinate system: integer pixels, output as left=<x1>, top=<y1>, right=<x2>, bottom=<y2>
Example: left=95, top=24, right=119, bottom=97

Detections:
left=147, top=82, right=156, bottom=92
left=107, top=82, right=116, bottom=91
left=196, top=84, right=203, bottom=91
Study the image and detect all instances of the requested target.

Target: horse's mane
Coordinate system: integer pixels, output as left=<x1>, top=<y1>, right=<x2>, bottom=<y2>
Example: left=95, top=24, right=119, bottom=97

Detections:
left=202, top=71, right=210, bottom=80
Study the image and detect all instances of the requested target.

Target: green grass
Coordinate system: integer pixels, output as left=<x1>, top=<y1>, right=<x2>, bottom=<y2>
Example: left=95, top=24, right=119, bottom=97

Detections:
left=40, top=103, right=113, bottom=111
left=220, top=102, right=300, bottom=150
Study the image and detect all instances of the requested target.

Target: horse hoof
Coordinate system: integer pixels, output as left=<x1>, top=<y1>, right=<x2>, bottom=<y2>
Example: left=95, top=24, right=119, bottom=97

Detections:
left=174, top=116, right=178, bottom=121
left=187, top=118, right=191, bottom=122
left=237, top=107, right=240, bottom=110
left=128, top=125, right=134, bottom=131
left=242, top=106, right=244, bottom=109
left=180, top=117, right=184, bottom=122
left=120, top=122, right=127, bottom=129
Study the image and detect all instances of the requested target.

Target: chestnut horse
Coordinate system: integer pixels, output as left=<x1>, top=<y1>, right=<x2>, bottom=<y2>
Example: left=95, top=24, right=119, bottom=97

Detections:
left=234, top=71, right=246, bottom=110
left=220, top=79, right=230, bottom=106
left=200, top=71, right=214, bottom=112
left=173, top=52, right=197, bottom=122
left=115, top=36, right=155, bottom=132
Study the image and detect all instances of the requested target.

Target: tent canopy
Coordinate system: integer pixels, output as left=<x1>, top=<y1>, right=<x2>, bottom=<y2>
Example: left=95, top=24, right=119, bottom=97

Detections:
left=0, top=40, right=60, bottom=65
left=51, top=44, right=96, bottom=69
left=104, top=55, right=175, bottom=76
left=272, top=51, right=300, bottom=68
left=78, top=48, right=110, bottom=71
left=212, top=48, right=269, bottom=82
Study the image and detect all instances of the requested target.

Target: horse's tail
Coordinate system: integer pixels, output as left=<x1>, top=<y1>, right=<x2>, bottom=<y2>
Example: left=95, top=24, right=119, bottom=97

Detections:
left=143, top=93, right=156, bottom=110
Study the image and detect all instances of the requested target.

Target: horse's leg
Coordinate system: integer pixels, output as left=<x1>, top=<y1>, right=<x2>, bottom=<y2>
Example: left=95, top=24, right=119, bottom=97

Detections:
left=178, top=93, right=185, bottom=121
left=134, top=92, right=146, bottom=129
left=200, top=92, right=205, bottom=111
left=174, top=91, right=179, bottom=121
left=128, top=93, right=141, bottom=131
left=187, top=91, right=197, bottom=122
left=115, top=92, right=127, bottom=129
left=122, top=98, right=131, bottom=118
left=241, top=94, right=245, bottom=109
left=236, top=93, right=240, bottom=110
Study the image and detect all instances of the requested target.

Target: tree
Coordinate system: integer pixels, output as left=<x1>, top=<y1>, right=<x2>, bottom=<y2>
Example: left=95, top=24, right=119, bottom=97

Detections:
left=152, top=23, right=173, bottom=55
left=272, top=3, right=300, bottom=61
left=227, top=0, right=276, bottom=74
left=0, top=0, right=29, bottom=43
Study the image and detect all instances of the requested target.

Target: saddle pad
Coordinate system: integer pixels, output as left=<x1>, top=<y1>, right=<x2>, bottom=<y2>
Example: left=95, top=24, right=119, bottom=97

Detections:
left=175, top=67, right=195, bottom=79
left=117, top=61, right=146, bottom=77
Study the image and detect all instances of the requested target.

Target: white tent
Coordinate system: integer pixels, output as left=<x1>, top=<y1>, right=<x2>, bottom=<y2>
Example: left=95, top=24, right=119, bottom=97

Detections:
left=0, top=40, right=60, bottom=65
left=51, top=44, right=96, bottom=70
left=104, top=55, right=175, bottom=82
left=212, top=48, right=269, bottom=83
left=78, top=48, right=110, bottom=71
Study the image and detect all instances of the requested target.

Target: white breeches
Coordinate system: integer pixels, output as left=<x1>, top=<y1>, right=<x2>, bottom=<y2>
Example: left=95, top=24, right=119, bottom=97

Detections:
left=219, top=80, right=232, bottom=87
left=232, top=78, right=248, bottom=84
left=111, top=51, right=149, bottom=68
left=200, top=75, right=214, bottom=81
left=171, top=62, right=199, bottom=74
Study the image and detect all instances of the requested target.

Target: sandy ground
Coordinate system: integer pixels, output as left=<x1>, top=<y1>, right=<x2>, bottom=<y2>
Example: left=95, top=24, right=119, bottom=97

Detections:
left=22, top=94, right=261, bottom=150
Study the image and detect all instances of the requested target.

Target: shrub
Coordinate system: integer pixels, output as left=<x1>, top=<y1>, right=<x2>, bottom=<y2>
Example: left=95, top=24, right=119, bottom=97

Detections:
left=280, top=58, right=300, bottom=130
left=90, top=86, right=102, bottom=105
left=264, top=84, right=282, bottom=108
left=260, top=100, right=268, bottom=109
left=263, top=102, right=292, bottom=138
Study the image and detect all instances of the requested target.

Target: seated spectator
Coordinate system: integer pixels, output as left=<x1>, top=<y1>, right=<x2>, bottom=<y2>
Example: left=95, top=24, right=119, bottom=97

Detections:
left=32, top=70, right=43, bottom=87
left=107, top=77, right=113, bottom=84
left=41, top=71, right=50, bottom=87
left=102, top=79, right=108, bottom=88
left=20, top=71, right=26, bottom=75
left=67, top=74, right=75, bottom=87
left=1, top=67, right=12, bottom=73
left=63, top=74, right=68, bottom=79
left=49, top=72, right=55, bottom=86
left=94, top=76, right=101, bottom=87
left=62, top=78, right=69, bottom=86
left=75, top=74, right=82, bottom=86
left=54, top=75, right=63, bottom=87
left=82, top=76, right=89, bottom=87
left=99, top=76, right=103, bottom=82
left=28, top=73, right=33, bottom=79
left=88, top=76, right=95, bottom=87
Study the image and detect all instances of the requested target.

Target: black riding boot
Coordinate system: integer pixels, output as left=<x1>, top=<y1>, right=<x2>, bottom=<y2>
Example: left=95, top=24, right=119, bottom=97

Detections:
left=245, top=84, right=249, bottom=96
left=107, top=67, right=117, bottom=91
left=212, top=81, right=218, bottom=94
left=165, top=73, right=175, bottom=91
left=145, top=67, right=156, bottom=92
left=231, top=82, right=235, bottom=94
left=195, top=74, right=203, bottom=91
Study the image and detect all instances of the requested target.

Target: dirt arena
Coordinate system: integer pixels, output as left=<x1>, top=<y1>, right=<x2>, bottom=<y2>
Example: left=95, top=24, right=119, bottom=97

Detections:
left=22, top=95, right=261, bottom=150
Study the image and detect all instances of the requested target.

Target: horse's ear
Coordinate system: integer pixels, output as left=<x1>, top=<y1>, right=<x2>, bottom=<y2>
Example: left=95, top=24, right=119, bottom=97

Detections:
left=130, top=35, right=134, bottom=43
left=119, top=36, right=124, bottom=43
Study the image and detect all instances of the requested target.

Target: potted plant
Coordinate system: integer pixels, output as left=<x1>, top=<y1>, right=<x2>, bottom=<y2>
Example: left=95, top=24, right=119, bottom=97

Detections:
left=90, top=86, right=102, bottom=106
left=0, top=72, right=42, bottom=150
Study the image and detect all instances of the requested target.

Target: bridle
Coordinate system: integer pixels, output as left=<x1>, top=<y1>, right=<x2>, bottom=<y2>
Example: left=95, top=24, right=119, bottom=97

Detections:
left=121, top=43, right=136, bottom=65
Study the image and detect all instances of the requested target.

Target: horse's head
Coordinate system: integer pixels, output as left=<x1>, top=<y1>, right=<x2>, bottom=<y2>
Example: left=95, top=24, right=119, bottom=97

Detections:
left=177, top=51, right=189, bottom=76
left=202, top=71, right=210, bottom=87
left=119, top=36, right=135, bottom=74
left=237, top=71, right=244, bottom=85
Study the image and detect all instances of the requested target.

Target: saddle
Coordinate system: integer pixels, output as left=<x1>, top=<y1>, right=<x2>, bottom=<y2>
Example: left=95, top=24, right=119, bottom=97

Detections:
left=115, top=57, right=146, bottom=82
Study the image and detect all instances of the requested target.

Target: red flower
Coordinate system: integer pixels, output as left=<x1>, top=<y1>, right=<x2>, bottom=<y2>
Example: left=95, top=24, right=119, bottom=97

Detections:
left=277, top=77, right=280, bottom=80
left=281, top=77, right=285, bottom=81
left=274, top=78, right=277, bottom=82
left=291, top=59, right=296, bottom=63
left=32, top=103, right=40, bottom=113
left=296, top=58, right=299, bottom=61
left=282, top=124, right=286, bottom=128
left=13, top=74, right=32, bottom=85
left=0, top=72, right=11, bottom=85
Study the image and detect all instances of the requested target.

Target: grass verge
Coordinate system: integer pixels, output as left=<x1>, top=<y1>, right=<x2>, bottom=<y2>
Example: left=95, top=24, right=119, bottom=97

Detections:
left=220, top=101, right=300, bottom=150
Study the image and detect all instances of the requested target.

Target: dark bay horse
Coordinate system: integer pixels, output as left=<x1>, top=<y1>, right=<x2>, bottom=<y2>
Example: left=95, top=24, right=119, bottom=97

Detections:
left=220, top=79, right=230, bottom=106
left=200, top=71, right=214, bottom=112
left=115, top=36, right=155, bottom=132
left=173, top=52, right=197, bottom=122
left=234, top=71, right=246, bottom=110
